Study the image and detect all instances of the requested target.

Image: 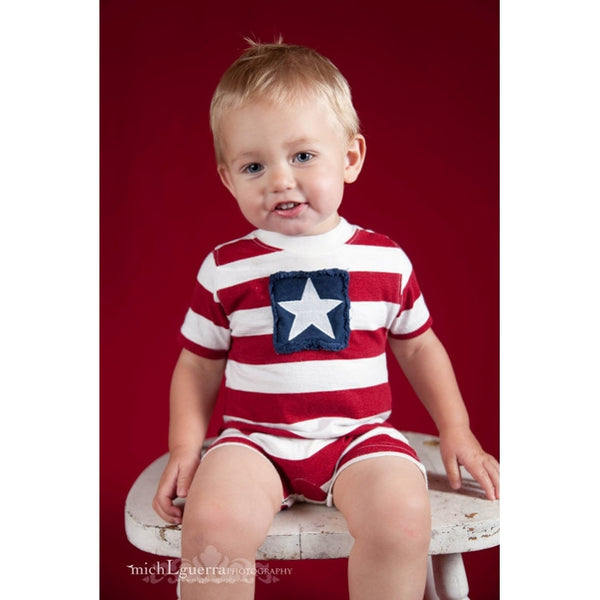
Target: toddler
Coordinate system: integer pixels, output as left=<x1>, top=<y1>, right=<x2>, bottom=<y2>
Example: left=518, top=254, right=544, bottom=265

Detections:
left=153, top=40, right=499, bottom=600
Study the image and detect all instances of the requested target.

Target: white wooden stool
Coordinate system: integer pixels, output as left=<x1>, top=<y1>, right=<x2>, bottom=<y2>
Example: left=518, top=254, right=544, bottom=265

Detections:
left=125, top=431, right=499, bottom=600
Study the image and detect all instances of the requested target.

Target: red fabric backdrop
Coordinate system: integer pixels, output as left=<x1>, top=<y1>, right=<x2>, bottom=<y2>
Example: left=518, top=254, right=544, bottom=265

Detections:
left=101, top=0, right=499, bottom=597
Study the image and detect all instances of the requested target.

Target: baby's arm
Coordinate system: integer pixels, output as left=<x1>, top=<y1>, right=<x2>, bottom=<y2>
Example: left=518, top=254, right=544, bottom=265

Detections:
left=152, top=348, right=226, bottom=523
left=389, top=329, right=499, bottom=500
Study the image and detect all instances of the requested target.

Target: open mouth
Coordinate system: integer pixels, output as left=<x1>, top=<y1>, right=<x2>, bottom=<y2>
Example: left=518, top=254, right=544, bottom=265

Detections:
left=274, top=202, right=302, bottom=211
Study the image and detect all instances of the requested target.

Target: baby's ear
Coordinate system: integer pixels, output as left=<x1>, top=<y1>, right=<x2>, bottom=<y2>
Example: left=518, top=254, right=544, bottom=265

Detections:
left=344, top=134, right=366, bottom=184
left=217, top=165, right=235, bottom=196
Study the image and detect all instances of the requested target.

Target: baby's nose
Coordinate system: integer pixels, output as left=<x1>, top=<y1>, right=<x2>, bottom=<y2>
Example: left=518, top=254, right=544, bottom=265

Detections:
left=268, top=163, right=295, bottom=192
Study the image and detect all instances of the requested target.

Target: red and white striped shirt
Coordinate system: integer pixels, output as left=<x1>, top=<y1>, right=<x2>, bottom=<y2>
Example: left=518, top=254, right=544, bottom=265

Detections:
left=179, top=218, right=432, bottom=441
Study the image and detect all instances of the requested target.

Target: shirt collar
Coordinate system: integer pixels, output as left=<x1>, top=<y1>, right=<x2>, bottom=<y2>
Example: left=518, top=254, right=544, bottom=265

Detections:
left=254, top=217, right=356, bottom=254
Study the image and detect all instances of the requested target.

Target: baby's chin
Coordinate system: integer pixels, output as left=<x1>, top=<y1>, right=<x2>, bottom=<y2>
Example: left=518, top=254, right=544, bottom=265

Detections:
left=261, top=212, right=340, bottom=237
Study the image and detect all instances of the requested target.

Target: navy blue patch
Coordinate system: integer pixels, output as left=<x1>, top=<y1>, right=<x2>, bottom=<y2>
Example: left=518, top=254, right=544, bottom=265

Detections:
left=269, top=269, right=350, bottom=354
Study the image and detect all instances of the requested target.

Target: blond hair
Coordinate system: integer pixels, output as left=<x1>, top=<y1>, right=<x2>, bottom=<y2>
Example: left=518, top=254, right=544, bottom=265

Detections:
left=210, top=40, right=361, bottom=162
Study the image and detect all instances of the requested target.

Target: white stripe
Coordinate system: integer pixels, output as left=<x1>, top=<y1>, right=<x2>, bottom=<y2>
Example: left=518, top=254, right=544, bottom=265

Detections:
left=349, top=301, right=401, bottom=330
left=339, top=425, right=411, bottom=457
left=196, top=252, right=218, bottom=296
left=390, top=294, right=430, bottom=336
left=228, top=301, right=401, bottom=338
left=324, top=453, right=427, bottom=506
left=247, top=432, right=333, bottom=460
left=225, top=354, right=389, bottom=394
left=214, top=244, right=413, bottom=291
left=209, top=428, right=332, bottom=461
left=229, top=306, right=273, bottom=337
left=180, top=308, right=230, bottom=350
left=222, top=411, right=391, bottom=441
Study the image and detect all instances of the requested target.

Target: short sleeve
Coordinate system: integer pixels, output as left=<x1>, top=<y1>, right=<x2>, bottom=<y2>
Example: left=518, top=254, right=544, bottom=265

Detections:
left=178, top=252, right=231, bottom=359
left=388, top=264, right=432, bottom=339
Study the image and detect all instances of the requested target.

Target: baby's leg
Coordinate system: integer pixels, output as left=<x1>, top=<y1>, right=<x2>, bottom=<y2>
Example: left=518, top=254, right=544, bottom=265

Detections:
left=332, top=456, right=431, bottom=600
left=180, top=445, right=283, bottom=600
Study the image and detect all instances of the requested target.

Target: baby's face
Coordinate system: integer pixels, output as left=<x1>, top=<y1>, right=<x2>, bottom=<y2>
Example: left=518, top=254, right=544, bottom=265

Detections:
left=216, top=97, right=365, bottom=236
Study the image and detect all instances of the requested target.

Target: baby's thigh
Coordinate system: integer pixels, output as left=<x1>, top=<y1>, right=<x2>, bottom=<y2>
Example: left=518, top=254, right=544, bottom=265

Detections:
left=183, top=445, right=284, bottom=543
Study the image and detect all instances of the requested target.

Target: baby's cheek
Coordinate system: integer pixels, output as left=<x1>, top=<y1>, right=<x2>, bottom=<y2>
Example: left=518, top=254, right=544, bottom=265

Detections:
left=310, top=178, right=344, bottom=206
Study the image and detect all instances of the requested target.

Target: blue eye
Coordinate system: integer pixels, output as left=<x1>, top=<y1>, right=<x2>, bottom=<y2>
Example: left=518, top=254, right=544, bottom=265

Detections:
left=294, top=152, right=313, bottom=163
left=244, top=163, right=263, bottom=174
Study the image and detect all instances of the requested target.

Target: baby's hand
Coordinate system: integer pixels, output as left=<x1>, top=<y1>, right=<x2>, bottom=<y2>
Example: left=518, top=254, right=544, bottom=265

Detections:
left=152, top=449, right=201, bottom=524
left=439, top=426, right=499, bottom=501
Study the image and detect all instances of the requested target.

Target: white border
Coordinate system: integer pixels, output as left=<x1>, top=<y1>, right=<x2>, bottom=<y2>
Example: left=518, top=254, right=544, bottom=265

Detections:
left=4, top=1, right=599, bottom=596
left=0, top=2, right=98, bottom=596
left=501, top=1, right=599, bottom=596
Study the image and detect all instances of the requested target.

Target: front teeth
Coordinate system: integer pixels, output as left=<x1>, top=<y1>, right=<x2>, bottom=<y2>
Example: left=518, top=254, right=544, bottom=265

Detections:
left=277, top=202, right=298, bottom=210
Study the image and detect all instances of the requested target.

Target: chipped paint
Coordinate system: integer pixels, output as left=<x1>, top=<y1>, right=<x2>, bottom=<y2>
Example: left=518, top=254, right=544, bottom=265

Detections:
left=481, top=530, right=499, bottom=538
left=158, top=524, right=181, bottom=542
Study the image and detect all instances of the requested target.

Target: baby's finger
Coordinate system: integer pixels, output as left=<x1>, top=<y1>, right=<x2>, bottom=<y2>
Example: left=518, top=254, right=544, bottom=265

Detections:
left=152, top=466, right=181, bottom=523
left=442, top=455, right=462, bottom=491
left=485, top=456, right=500, bottom=499
left=478, top=470, right=497, bottom=501
left=176, top=458, right=200, bottom=498
left=177, top=469, right=195, bottom=498
left=468, top=459, right=498, bottom=500
left=152, top=491, right=183, bottom=524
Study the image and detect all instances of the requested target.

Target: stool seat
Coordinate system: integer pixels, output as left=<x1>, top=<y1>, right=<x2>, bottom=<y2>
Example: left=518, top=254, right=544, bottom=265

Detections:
left=125, top=431, right=499, bottom=600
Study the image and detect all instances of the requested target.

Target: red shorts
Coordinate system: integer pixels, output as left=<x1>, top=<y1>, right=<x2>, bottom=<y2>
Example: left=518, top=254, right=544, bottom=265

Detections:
left=203, top=424, right=427, bottom=507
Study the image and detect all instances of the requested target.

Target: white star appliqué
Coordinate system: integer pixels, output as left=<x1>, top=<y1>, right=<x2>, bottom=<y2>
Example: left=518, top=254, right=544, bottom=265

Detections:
left=277, top=278, right=343, bottom=341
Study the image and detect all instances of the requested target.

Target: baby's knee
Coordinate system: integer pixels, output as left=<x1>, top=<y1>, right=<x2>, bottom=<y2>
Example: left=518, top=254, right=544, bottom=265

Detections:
left=388, top=492, right=430, bottom=552
left=349, top=490, right=431, bottom=555
left=182, top=496, right=272, bottom=553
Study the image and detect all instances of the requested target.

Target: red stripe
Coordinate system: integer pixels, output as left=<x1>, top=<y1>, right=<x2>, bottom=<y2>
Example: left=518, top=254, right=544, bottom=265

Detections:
left=348, top=271, right=402, bottom=303
left=218, top=420, right=306, bottom=439
left=219, top=271, right=405, bottom=314
left=274, top=441, right=346, bottom=501
left=350, top=229, right=399, bottom=248
left=219, top=271, right=409, bottom=312
left=221, top=383, right=392, bottom=425
left=214, top=238, right=279, bottom=266
left=218, top=277, right=271, bottom=313
left=179, top=333, right=229, bottom=359
left=337, top=432, right=420, bottom=467
left=190, top=281, right=230, bottom=328
left=400, top=270, right=423, bottom=310
left=388, top=317, right=433, bottom=340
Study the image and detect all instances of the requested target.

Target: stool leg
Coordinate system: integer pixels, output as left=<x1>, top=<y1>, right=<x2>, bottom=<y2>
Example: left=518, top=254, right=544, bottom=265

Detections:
left=424, top=556, right=441, bottom=600
left=430, top=553, right=469, bottom=600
